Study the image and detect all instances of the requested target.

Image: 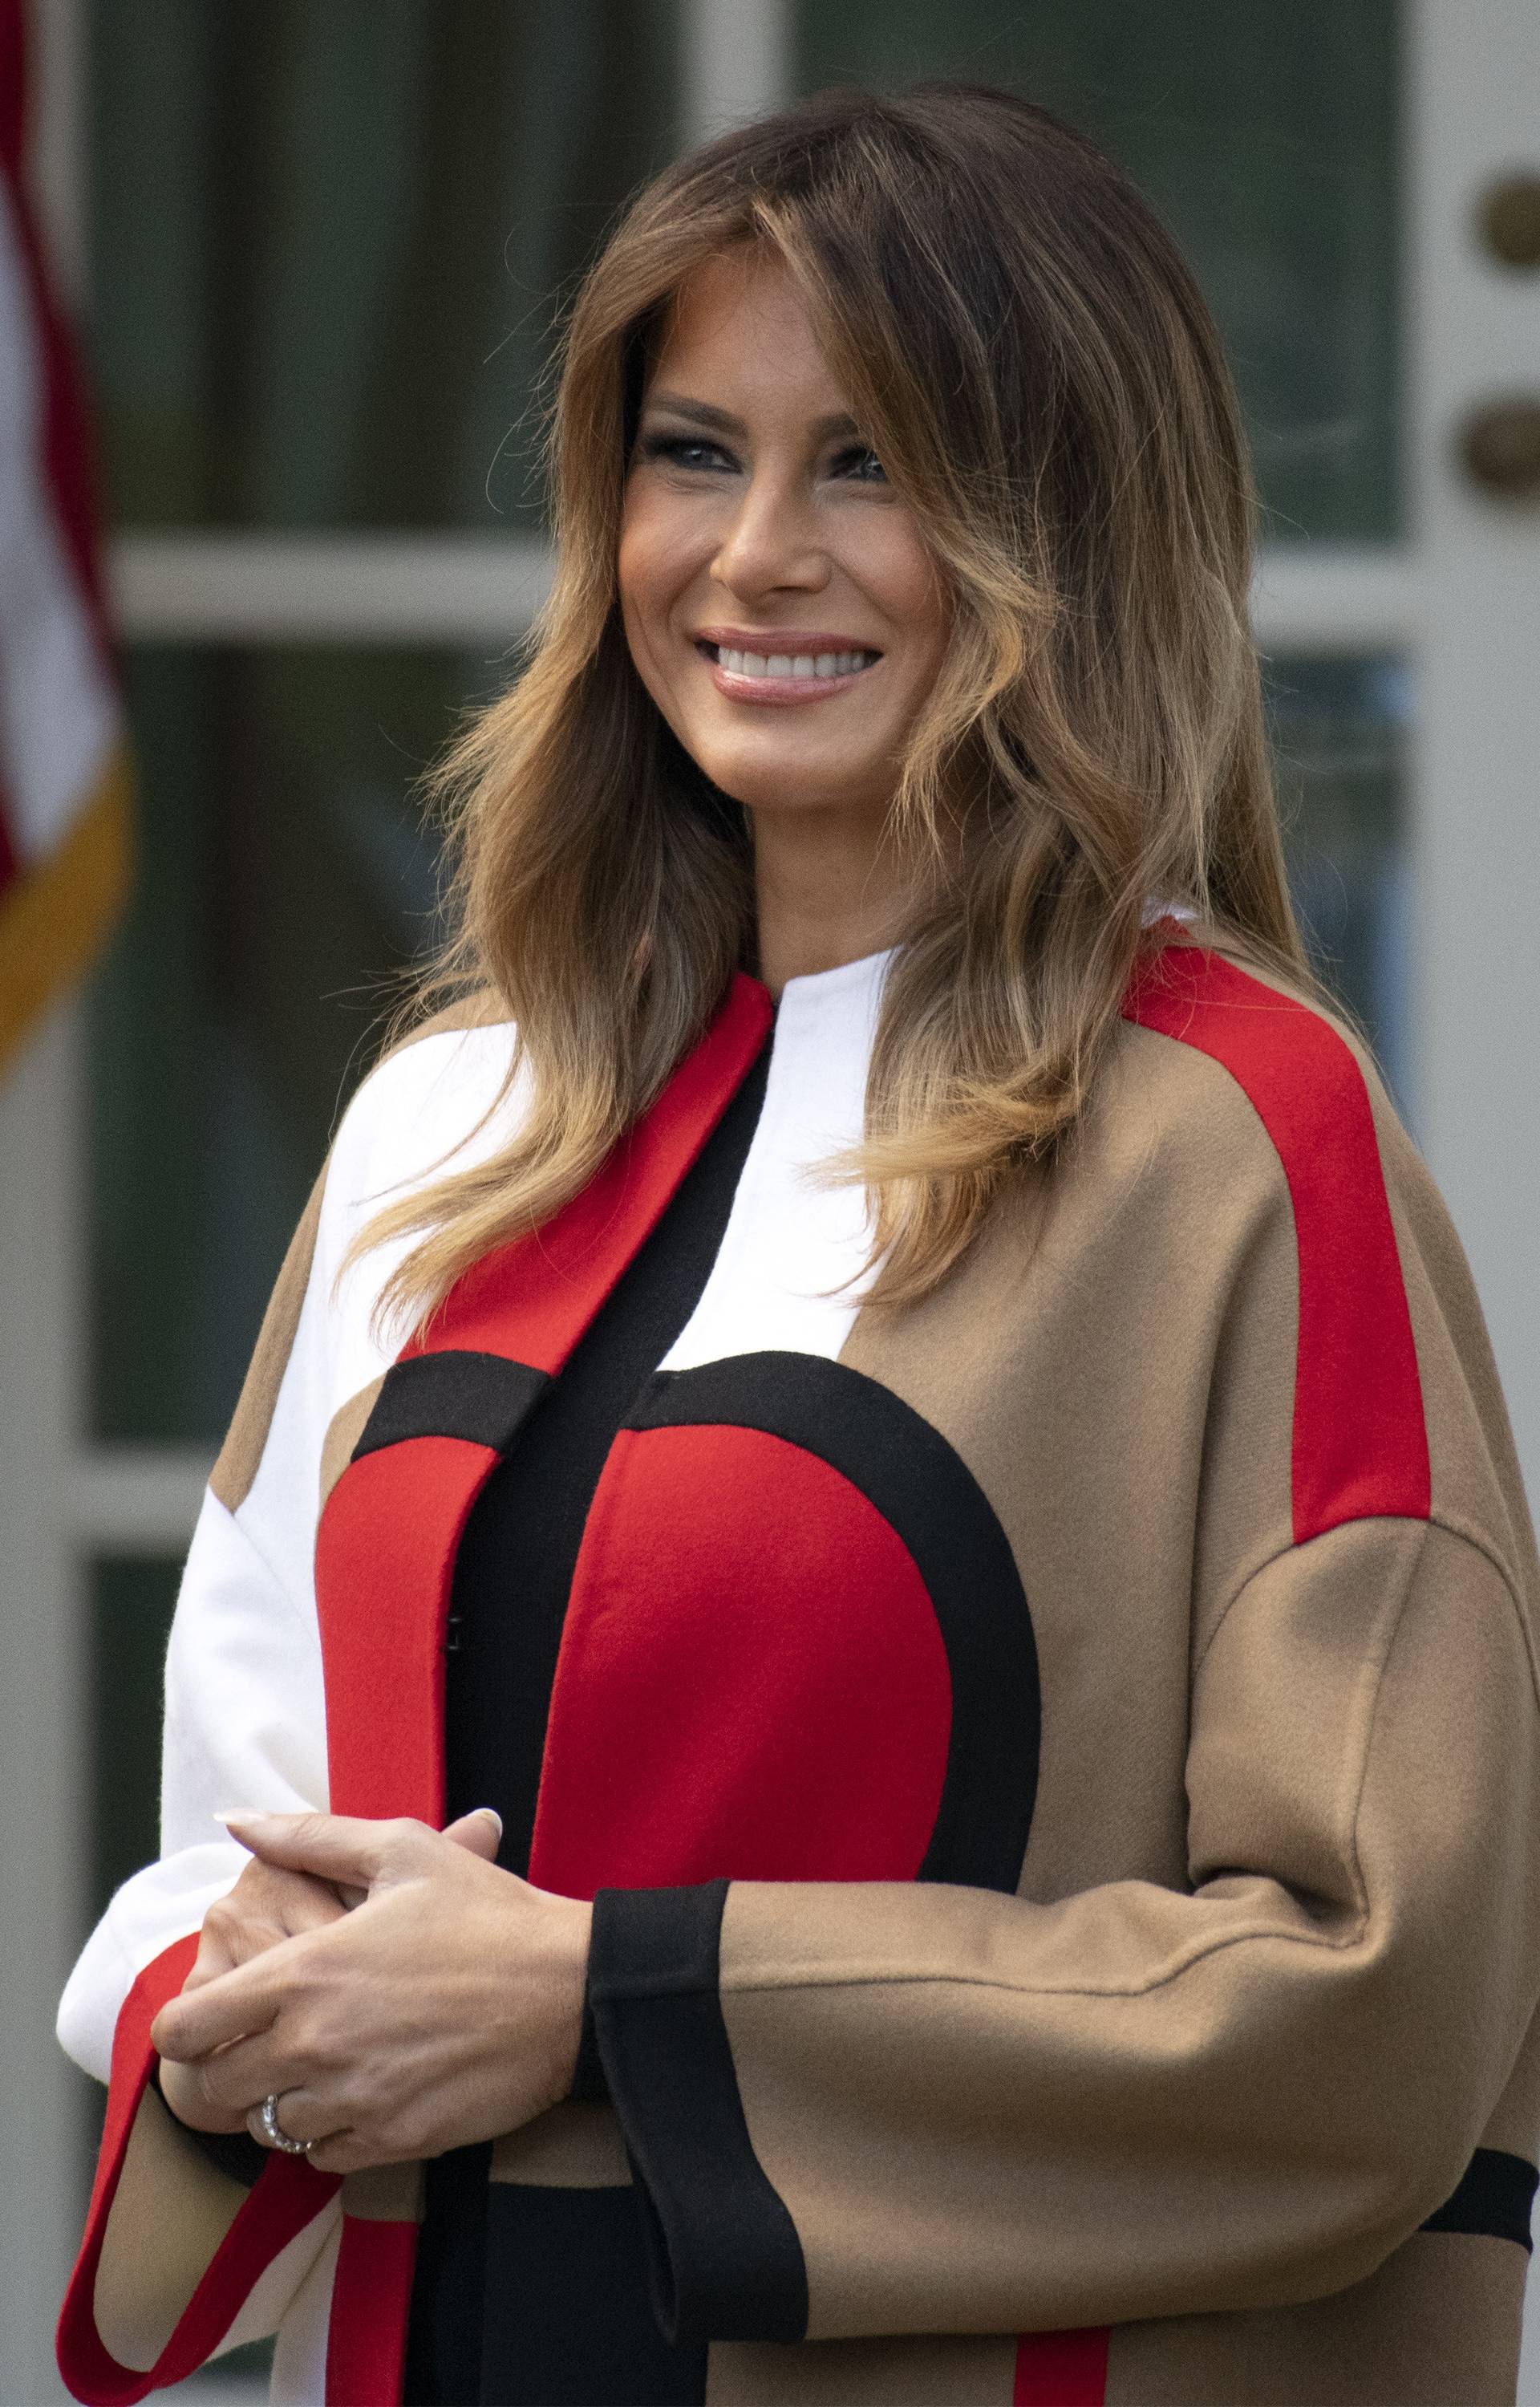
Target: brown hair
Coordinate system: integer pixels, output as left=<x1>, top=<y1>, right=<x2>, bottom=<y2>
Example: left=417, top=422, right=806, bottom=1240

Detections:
left=355, top=82, right=1311, bottom=1326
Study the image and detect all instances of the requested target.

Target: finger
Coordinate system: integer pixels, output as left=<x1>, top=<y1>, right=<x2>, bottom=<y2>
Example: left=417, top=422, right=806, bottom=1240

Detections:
left=215, top=1809, right=428, bottom=1890
left=184, top=1881, right=338, bottom=1995
left=302, top=2128, right=371, bottom=2177
left=152, top=1950, right=286, bottom=2061
left=184, top=1918, right=239, bottom=1991
left=442, top=1808, right=502, bottom=1861
left=183, top=1918, right=294, bottom=1992
left=245, top=2088, right=343, bottom=2154
left=273, top=1879, right=352, bottom=1937
left=156, top=2052, right=250, bottom=2137
left=190, top=2031, right=298, bottom=2119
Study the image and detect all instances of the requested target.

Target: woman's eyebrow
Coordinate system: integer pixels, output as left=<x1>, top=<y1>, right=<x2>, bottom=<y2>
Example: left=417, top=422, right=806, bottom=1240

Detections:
left=641, top=391, right=862, bottom=442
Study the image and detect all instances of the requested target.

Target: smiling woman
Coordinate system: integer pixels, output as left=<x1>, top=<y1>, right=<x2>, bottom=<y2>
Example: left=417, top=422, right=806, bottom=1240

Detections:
left=619, top=246, right=952, bottom=988
left=56, top=81, right=1540, bottom=2407
left=347, top=79, right=1298, bottom=1329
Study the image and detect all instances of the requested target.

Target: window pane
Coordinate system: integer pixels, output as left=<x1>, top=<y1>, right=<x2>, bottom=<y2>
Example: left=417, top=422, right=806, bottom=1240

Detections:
left=794, top=2, right=1399, bottom=539
left=1270, top=654, right=1412, bottom=1110
left=89, top=1561, right=180, bottom=1921
left=87, top=2, right=681, bottom=529
left=88, top=646, right=505, bottom=1443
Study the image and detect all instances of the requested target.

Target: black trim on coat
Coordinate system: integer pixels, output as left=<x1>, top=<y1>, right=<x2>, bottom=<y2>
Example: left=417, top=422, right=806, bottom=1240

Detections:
left=440, top=1041, right=773, bottom=1881
left=353, top=1350, right=549, bottom=1461
left=628, top=1350, right=1040, bottom=1894
left=587, top=1880, right=809, bottom=2347
left=567, top=1998, right=609, bottom=2105
left=407, top=1041, right=772, bottom=2393
left=1419, top=2148, right=1538, bottom=2250
left=406, top=2142, right=492, bottom=2407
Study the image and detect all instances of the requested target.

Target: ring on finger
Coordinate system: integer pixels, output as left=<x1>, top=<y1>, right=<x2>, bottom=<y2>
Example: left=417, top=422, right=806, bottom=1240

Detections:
left=257, top=2090, right=311, bottom=2156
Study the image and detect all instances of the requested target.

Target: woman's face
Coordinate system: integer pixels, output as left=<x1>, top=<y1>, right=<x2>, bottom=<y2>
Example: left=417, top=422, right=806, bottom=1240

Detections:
left=618, top=248, right=950, bottom=829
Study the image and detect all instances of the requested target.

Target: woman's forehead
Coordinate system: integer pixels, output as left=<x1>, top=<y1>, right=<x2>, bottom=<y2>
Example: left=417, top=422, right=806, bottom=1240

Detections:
left=647, top=250, right=849, bottom=416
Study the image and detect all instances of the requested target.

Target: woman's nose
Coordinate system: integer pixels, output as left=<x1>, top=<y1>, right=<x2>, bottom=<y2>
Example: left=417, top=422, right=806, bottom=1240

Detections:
left=711, top=471, right=831, bottom=602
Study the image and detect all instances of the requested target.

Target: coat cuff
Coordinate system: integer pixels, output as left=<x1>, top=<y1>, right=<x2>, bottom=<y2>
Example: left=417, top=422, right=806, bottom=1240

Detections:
left=586, top=1881, right=808, bottom=2347
left=565, top=1995, right=609, bottom=2104
left=58, top=1935, right=338, bottom=2405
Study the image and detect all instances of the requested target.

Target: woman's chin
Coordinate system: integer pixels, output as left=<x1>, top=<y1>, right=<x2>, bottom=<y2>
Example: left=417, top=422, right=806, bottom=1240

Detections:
left=695, top=748, right=890, bottom=823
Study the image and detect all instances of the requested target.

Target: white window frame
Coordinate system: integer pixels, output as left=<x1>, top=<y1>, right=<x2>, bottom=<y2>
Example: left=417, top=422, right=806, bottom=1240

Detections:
left=4, top=2, right=1538, bottom=2394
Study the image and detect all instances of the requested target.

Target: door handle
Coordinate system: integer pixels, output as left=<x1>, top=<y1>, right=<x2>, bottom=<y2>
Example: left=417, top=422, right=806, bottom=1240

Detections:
left=1458, top=397, right=1540, bottom=500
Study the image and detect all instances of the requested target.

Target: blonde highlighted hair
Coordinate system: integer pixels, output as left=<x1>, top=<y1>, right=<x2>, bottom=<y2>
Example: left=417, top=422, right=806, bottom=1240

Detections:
left=358, top=82, right=1311, bottom=1328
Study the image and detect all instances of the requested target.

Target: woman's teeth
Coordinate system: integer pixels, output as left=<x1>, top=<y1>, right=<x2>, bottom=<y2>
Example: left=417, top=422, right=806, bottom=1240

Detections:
left=711, top=645, right=878, bottom=680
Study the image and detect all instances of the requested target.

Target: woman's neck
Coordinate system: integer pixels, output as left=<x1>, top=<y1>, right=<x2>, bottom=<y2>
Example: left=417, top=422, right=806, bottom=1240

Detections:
left=749, top=802, right=916, bottom=998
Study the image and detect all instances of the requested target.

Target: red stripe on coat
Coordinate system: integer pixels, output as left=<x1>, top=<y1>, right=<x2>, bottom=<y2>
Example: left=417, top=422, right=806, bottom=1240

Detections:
left=325, top=2216, right=419, bottom=2407
left=403, top=974, right=772, bottom=1369
left=57, top=1936, right=337, bottom=2405
left=1014, top=2324, right=1111, bottom=2405
left=315, top=1433, right=496, bottom=1824
left=1124, top=940, right=1430, bottom=1540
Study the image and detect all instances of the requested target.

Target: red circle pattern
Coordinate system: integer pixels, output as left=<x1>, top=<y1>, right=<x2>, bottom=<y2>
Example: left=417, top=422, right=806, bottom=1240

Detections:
left=527, top=1424, right=954, bottom=1898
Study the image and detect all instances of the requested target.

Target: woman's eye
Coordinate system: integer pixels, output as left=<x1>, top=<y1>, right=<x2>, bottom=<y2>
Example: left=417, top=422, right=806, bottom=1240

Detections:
left=638, top=432, right=736, bottom=473
left=833, top=445, right=888, bottom=484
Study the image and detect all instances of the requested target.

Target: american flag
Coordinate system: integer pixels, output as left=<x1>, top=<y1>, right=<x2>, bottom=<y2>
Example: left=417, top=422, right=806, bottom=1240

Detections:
left=0, top=0, right=129, bottom=1073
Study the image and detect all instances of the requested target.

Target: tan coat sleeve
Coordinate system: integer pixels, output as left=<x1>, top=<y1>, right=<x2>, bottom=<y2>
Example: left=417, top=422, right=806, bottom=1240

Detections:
left=588, top=1513, right=1540, bottom=2344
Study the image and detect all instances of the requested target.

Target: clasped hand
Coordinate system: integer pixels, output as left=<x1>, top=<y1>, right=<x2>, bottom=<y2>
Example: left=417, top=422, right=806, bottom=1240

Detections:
left=150, top=1809, right=593, bottom=2175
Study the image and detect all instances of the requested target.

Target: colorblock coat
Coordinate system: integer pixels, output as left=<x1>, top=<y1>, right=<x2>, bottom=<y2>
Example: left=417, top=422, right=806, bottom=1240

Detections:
left=56, top=927, right=1540, bottom=2405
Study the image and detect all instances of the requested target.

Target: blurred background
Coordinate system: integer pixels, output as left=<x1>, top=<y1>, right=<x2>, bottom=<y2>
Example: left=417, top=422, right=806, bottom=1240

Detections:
left=2, top=2, right=1537, bottom=2397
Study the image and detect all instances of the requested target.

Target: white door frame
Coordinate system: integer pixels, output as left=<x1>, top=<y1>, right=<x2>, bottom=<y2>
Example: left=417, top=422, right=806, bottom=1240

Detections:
left=1409, top=0, right=1540, bottom=1497
left=4, top=1, right=1538, bottom=2393
left=0, top=2, right=94, bottom=2396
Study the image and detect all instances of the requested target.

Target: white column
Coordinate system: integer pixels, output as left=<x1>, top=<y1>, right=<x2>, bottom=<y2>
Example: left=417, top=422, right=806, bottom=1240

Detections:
left=2, top=3, right=92, bottom=2395
left=1408, top=0, right=1540, bottom=1492
left=679, top=0, right=792, bottom=151
left=1407, top=5, right=1540, bottom=2384
left=0, top=1002, right=87, bottom=2404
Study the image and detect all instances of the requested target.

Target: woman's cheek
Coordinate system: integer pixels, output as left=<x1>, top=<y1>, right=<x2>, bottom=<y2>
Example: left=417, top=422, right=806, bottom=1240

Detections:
left=618, top=481, right=694, bottom=613
left=618, top=505, right=691, bottom=706
left=849, top=509, right=948, bottom=658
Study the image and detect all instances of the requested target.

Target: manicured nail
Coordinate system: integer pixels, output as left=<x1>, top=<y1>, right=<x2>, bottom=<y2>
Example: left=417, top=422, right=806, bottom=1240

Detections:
left=475, top=1808, right=504, bottom=1841
left=213, top=1808, right=265, bottom=1825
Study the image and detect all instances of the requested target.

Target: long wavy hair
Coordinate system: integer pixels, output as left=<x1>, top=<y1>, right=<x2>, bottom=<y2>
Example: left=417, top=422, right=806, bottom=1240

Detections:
left=355, top=82, right=1311, bottom=1328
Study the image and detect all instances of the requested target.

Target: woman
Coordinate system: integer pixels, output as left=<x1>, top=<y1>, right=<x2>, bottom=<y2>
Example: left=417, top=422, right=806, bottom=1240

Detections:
left=57, top=84, right=1540, bottom=2407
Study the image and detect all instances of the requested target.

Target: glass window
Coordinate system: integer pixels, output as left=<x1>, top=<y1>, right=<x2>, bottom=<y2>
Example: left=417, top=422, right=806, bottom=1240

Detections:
left=90, top=1561, right=181, bottom=1924
left=89, top=645, right=508, bottom=1444
left=794, top=0, right=1400, bottom=539
left=87, top=3, right=682, bottom=529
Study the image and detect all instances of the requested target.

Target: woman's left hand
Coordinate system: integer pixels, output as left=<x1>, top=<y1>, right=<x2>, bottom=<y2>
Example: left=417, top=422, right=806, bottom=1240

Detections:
left=149, top=1810, right=593, bottom=2174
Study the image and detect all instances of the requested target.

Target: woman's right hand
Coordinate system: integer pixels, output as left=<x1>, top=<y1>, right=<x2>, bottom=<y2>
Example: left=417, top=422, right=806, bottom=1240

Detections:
left=158, top=1857, right=351, bottom=2133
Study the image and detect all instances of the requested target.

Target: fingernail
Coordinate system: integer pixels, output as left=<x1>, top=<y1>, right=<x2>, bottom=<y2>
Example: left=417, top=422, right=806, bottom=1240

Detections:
left=476, top=1807, right=504, bottom=1841
left=213, top=1808, right=265, bottom=1825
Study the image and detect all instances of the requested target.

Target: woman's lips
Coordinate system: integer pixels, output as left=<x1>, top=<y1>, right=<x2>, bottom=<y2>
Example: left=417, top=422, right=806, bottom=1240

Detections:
left=695, top=637, right=882, bottom=706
